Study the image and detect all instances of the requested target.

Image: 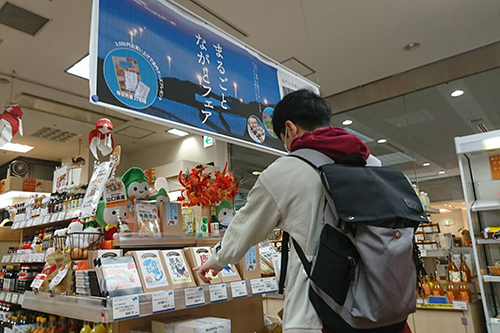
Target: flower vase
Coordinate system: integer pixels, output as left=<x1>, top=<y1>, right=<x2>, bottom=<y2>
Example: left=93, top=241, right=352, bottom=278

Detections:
left=201, top=205, right=211, bottom=219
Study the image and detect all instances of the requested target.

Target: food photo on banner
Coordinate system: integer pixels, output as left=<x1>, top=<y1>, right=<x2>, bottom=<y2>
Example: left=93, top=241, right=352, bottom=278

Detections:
left=90, top=0, right=318, bottom=152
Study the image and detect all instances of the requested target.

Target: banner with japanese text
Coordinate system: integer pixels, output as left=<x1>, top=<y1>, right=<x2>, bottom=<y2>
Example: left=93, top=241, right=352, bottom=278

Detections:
left=89, top=0, right=319, bottom=153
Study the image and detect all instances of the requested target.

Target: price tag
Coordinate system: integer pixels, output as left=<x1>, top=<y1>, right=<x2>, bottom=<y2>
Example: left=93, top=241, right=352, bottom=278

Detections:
left=112, top=295, right=140, bottom=321
left=43, top=215, right=51, bottom=224
left=185, top=287, right=205, bottom=307
left=34, top=217, right=42, bottom=226
left=73, top=209, right=81, bottom=219
left=49, top=214, right=56, bottom=222
left=31, top=273, right=47, bottom=290
left=453, top=301, right=468, bottom=310
left=264, top=277, right=278, bottom=292
left=5, top=292, right=12, bottom=303
left=209, top=284, right=228, bottom=303
left=2, top=255, right=11, bottom=263
left=11, top=293, right=18, bottom=304
left=231, top=280, right=248, bottom=299
left=152, top=290, right=175, bottom=313
left=19, top=293, right=24, bottom=305
left=420, top=249, right=427, bottom=257
left=26, top=219, right=34, bottom=227
left=0, top=292, right=5, bottom=301
left=251, top=279, right=267, bottom=295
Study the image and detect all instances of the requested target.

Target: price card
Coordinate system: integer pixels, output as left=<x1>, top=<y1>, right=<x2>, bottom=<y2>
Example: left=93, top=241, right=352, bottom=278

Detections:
left=49, top=214, right=56, bottom=222
left=11, top=293, right=18, bottom=304
left=26, top=219, right=34, bottom=227
left=112, top=295, right=140, bottom=321
left=452, top=301, right=468, bottom=310
left=263, top=277, right=278, bottom=292
left=251, top=279, right=267, bottom=295
left=5, top=293, right=12, bottom=303
left=231, top=280, right=248, bottom=299
left=43, top=215, right=51, bottom=224
left=34, top=217, right=42, bottom=226
left=209, top=284, right=228, bottom=303
left=72, top=209, right=81, bottom=219
left=0, top=292, right=5, bottom=301
left=19, top=293, right=24, bottom=305
left=185, top=287, right=205, bottom=307
left=2, top=255, right=11, bottom=263
left=152, top=290, right=175, bottom=313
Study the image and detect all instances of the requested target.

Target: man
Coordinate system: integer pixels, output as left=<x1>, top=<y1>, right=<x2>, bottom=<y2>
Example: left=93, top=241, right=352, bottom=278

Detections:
left=196, top=89, right=371, bottom=332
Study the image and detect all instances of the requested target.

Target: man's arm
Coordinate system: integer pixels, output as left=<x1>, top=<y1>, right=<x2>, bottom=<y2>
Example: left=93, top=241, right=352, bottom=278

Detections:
left=195, top=176, right=282, bottom=283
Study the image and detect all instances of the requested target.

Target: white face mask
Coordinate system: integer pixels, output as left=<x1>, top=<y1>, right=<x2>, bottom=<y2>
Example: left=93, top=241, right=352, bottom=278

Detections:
left=283, top=127, right=289, bottom=153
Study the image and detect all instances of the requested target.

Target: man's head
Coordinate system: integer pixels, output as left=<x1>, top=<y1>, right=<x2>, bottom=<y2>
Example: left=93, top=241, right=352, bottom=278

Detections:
left=272, top=89, right=332, bottom=151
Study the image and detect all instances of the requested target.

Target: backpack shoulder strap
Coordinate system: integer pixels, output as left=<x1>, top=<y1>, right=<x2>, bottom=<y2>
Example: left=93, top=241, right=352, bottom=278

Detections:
left=288, top=148, right=335, bottom=169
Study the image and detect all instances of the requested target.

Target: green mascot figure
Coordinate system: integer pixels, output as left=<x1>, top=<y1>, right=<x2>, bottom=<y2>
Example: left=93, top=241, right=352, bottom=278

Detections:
left=121, top=167, right=150, bottom=201
left=216, top=199, right=234, bottom=230
left=95, top=201, right=128, bottom=240
left=150, top=187, right=169, bottom=207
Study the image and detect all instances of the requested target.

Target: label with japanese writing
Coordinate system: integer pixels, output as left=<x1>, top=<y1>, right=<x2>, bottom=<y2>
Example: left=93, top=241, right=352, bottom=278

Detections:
left=104, top=177, right=128, bottom=208
left=162, top=250, right=193, bottom=284
left=209, top=284, right=227, bottom=303
left=5, top=293, right=12, bottom=303
left=231, top=280, right=247, bottom=299
left=11, top=293, right=18, bottom=304
left=264, top=277, right=278, bottom=293
left=490, top=155, right=500, bottom=180
left=453, top=301, right=468, bottom=310
left=185, top=287, right=205, bottom=307
left=152, top=290, right=175, bottom=313
left=2, top=255, right=11, bottom=263
left=193, top=247, right=215, bottom=279
left=0, top=292, right=5, bottom=301
left=113, top=295, right=140, bottom=321
left=135, top=250, right=169, bottom=289
left=251, top=279, right=267, bottom=295
left=30, top=273, right=47, bottom=290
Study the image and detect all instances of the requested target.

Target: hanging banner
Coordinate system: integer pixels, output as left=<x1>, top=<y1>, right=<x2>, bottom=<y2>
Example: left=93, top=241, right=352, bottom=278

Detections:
left=89, top=0, right=319, bottom=153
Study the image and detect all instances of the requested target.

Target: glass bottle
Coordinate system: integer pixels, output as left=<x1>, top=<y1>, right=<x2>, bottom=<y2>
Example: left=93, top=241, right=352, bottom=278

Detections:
left=56, top=316, right=68, bottom=333
left=448, top=254, right=461, bottom=283
left=422, top=274, right=432, bottom=298
left=80, top=322, right=91, bottom=333
left=458, top=281, right=471, bottom=303
left=445, top=272, right=459, bottom=303
left=432, top=272, right=445, bottom=296
left=47, top=316, right=57, bottom=333
left=459, top=252, right=472, bottom=282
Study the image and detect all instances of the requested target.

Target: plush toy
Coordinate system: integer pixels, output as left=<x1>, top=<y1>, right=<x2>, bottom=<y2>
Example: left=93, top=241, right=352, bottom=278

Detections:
left=216, top=199, right=234, bottom=230
left=150, top=188, right=169, bottom=207
left=0, top=104, right=23, bottom=147
left=89, top=118, right=114, bottom=159
left=121, top=167, right=150, bottom=201
left=95, top=201, right=128, bottom=240
left=66, top=220, right=83, bottom=248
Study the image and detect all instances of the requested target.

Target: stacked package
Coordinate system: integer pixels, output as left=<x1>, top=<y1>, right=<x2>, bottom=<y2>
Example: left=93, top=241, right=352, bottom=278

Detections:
left=74, top=270, right=100, bottom=296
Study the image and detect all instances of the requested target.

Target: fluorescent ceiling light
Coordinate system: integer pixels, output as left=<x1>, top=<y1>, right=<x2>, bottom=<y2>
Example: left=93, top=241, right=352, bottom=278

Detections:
left=167, top=129, right=189, bottom=137
left=423, top=162, right=431, bottom=167
left=342, top=120, right=353, bottom=126
left=66, top=55, right=89, bottom=80
left=252, top=171, right=261, bottom=176
left=439, top=170, right=445, bottom=174
left=450, top=90, right=464, bottom=97
left=377, top=138, right=387, bottom=144
left=439, top=208, right=451, bottom=213
left=0, top=143, right=34, bottom=153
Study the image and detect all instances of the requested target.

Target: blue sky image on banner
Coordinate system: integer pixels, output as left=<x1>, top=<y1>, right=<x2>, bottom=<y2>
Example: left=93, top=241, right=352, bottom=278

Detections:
left=91, top=0, right=317, bottom=151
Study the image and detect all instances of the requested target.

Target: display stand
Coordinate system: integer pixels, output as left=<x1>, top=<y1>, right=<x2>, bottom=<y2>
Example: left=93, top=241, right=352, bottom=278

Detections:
left=456, top=129, right=500, bottom=333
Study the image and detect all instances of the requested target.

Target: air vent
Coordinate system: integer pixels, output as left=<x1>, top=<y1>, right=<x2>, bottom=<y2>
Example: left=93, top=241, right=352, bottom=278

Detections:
left=0, top=2, right=49, bottom=36
left=31, top=126, right=79, bottom=142
left=189, top=0, right=249, bottom=37
left=115, top=126, right=155, bottom=139
left=281, top=57, right=315, bottom=77
left=476, top=123, right=488, bottom=133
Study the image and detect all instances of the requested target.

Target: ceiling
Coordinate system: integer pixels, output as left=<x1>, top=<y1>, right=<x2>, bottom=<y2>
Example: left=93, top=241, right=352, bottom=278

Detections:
left=0, top=0, right=499, bottom=178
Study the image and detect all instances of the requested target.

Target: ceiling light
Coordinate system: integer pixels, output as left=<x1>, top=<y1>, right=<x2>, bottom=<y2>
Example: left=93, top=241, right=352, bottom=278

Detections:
left=167, top=128, right=189, bottom=137
left=403, top=42, right=421, bottom=52
left=423, top=162, right=431, bottom=167
left=439, top=208, right=451, bottom=213
left=342, top=120, right=353, bottom=126
left=66, top=55, right=89, bottom=80
left=0, top=143, right=34, bottom=153
left=377, top=138, right=387, bottom=144
left=252, top=171, right=261, bottom=176
left=450, top=90, right=464, bottom=97
left=438, top=170, right=445, bottom=174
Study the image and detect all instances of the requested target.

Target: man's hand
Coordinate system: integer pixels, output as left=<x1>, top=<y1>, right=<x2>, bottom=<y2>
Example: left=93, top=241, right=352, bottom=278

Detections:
left=194, top=261, right=222, bottom=284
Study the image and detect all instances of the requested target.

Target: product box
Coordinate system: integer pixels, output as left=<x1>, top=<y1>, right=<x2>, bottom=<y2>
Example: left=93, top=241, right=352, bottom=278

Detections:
left=160, top=249, right=196, bottom=289
left=195, top=217, right=209, bottom=237
left=218, top=263, right=241, bottom=283
left=237, top=245, right=261, bottom=280
left=88, top=249, right=123, bottom=269
left=182, top=207, right=194, bottom=235
left=0, top=177, right=52, bottom=194
left=160, top=202, right=183, bottom=235
left=94, top=256, right=143, bottom=297
left=184, top=247, right=221, bottom=285
left=152, top=317, right=230, bottom=333
left=127, top=250, right=170, bottom=292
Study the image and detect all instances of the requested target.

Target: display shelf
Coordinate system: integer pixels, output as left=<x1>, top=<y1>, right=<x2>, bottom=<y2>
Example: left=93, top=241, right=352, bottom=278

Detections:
left=114, top=233, right=222, bottom=248
left=416, top=303, right=466, bottom=311
left=484, top=275, right=500, bottom=282
left=424, top=207, right=440, bottom=214
left=11, top=209, right=80, bottom=230
left=420, top=249, right=447, bottom=257
left=477, top=238, right=500, bottom=245
left=1, top=252, right=46, bottom=264
left=472, top=199, right=500, bottom=212
left=22, top=278, right=277, bottom=323
left=0, top=291, right=24, bottom=305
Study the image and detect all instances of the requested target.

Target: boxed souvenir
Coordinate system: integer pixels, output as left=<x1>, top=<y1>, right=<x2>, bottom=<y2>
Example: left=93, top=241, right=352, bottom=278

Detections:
left=237, top=245, right=261, bottom=279
left=160, top=202, right=183, bottom=235
left=94, top=256, right=143, bottom=297
left=127, top=250, right=170, bottom=292
left=218, top=263, right=241, bottom=283
left=88, top=249, right=123, bottom=269
left=152, top=317, right=230, bottom=333
left=160, top=249, right=196, bottom=289
left=183, top=247, right=221, bottom=285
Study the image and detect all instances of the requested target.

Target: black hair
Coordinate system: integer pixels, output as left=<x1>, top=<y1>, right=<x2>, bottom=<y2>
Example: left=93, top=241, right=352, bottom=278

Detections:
left=272, top=89, right=332, bottom=139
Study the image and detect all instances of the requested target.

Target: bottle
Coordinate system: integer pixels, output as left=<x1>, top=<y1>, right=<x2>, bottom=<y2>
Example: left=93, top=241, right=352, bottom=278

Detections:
left=210, top=206, right=220, bottom=236
left=47, top=316, right=57, bottom=333
left=412, top=184, right=419, bottom=196
left=424, top=192, right=431, bottom=208
left=446, top=273, right=459, bottom=303
left=39, top=318, right=48, bottom=333
left=448, top=254, right=461, bottom=284
left=458, top=281, right=471, bottom=303
left=459, top=253, right=472, bottom=282
left=33, top=317, right=42, bottom=333
left=432, top=272, right=444, bottom=296
left=67, top=319, right=77, bottom=333
left=419, top=191, right=426, bottom=209
left=90, top=323, right=105, bottom=333
left=80, top=322, right=91, bottom=333
left=0, top=266, right=6, bottom=290
left=422, top=275, right=432, bottom=298
left=56, top=316, right=68, bottom=333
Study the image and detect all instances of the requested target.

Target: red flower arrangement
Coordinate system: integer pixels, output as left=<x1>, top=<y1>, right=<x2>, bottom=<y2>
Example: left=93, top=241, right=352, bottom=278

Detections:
left=177, top=162, right=239, bottom=207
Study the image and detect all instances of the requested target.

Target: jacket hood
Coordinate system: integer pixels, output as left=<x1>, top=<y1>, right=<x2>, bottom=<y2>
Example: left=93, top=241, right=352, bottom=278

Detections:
left=290, top=127, right=370, bottom=161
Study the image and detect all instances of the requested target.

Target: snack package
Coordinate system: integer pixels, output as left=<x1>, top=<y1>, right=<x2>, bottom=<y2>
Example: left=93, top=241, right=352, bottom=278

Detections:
left=136, top=201, right=161, bottom=237
left=40, top=250, right=73, bottom=294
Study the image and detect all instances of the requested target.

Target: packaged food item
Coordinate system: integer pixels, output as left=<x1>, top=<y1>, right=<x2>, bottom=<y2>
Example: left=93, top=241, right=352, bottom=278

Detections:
left=39, top=250, right=73, bottom=294
left=127, top=250, right=170, bottom=292
left=136, top=201, right=161, bottom=238
left=160, top=249, right=196, bottom=289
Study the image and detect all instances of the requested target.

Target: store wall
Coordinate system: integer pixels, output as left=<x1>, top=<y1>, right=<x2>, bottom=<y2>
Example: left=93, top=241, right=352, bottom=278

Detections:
left=431, top=208, right=468, bottom=236
left=61, top=147, right=91, bottom=184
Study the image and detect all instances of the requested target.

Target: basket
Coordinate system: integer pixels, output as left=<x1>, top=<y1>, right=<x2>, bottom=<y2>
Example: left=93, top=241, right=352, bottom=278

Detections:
left=66, top=232, right=103, bottom=260
left=488, top=266, right=500, bottom=276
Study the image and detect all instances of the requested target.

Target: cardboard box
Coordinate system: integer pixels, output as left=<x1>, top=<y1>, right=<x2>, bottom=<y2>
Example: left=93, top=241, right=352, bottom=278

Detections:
left=0, top=177, right=52, bottom=194
left=183, top=247, right=222, bottom=286
left=88, top=249, right=123, bottom=269
left=159, top=249, right=196, bottom=289
left=152, top=317, right=230, bottom=333
left=160, top=203, right=183, bottom=235
left=237, top=245, right=261, bottom=280
left=127, top=250, right=171, bottom=292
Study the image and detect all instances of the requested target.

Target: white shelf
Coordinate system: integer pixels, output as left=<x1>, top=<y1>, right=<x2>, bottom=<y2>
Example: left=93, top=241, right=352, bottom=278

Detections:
left=477, top=239, right=500, bottom=245
left=472, top=199, right=500, bottom=212
left=421, top=249, right=447, bottom=258
left=484, top=275, right=500, bottom=282
left=0, top=291, right=24, bottom=305
left=114, top=233, right=223, bottom=248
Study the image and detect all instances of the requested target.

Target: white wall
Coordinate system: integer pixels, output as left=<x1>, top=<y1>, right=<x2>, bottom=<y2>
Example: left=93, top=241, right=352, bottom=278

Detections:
left=431, top=208, right=468, bottom=236
left=60, top=147, right=91, bottom=184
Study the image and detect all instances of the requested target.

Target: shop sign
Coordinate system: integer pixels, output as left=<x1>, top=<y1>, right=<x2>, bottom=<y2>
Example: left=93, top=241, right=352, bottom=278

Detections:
left=490, top=155, right=500, bottom=180
left=89, top=0, right=319, bottom=154
left=203, top=136, right=214, bottom=148
left=22, top=178, right=36, bottom=192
